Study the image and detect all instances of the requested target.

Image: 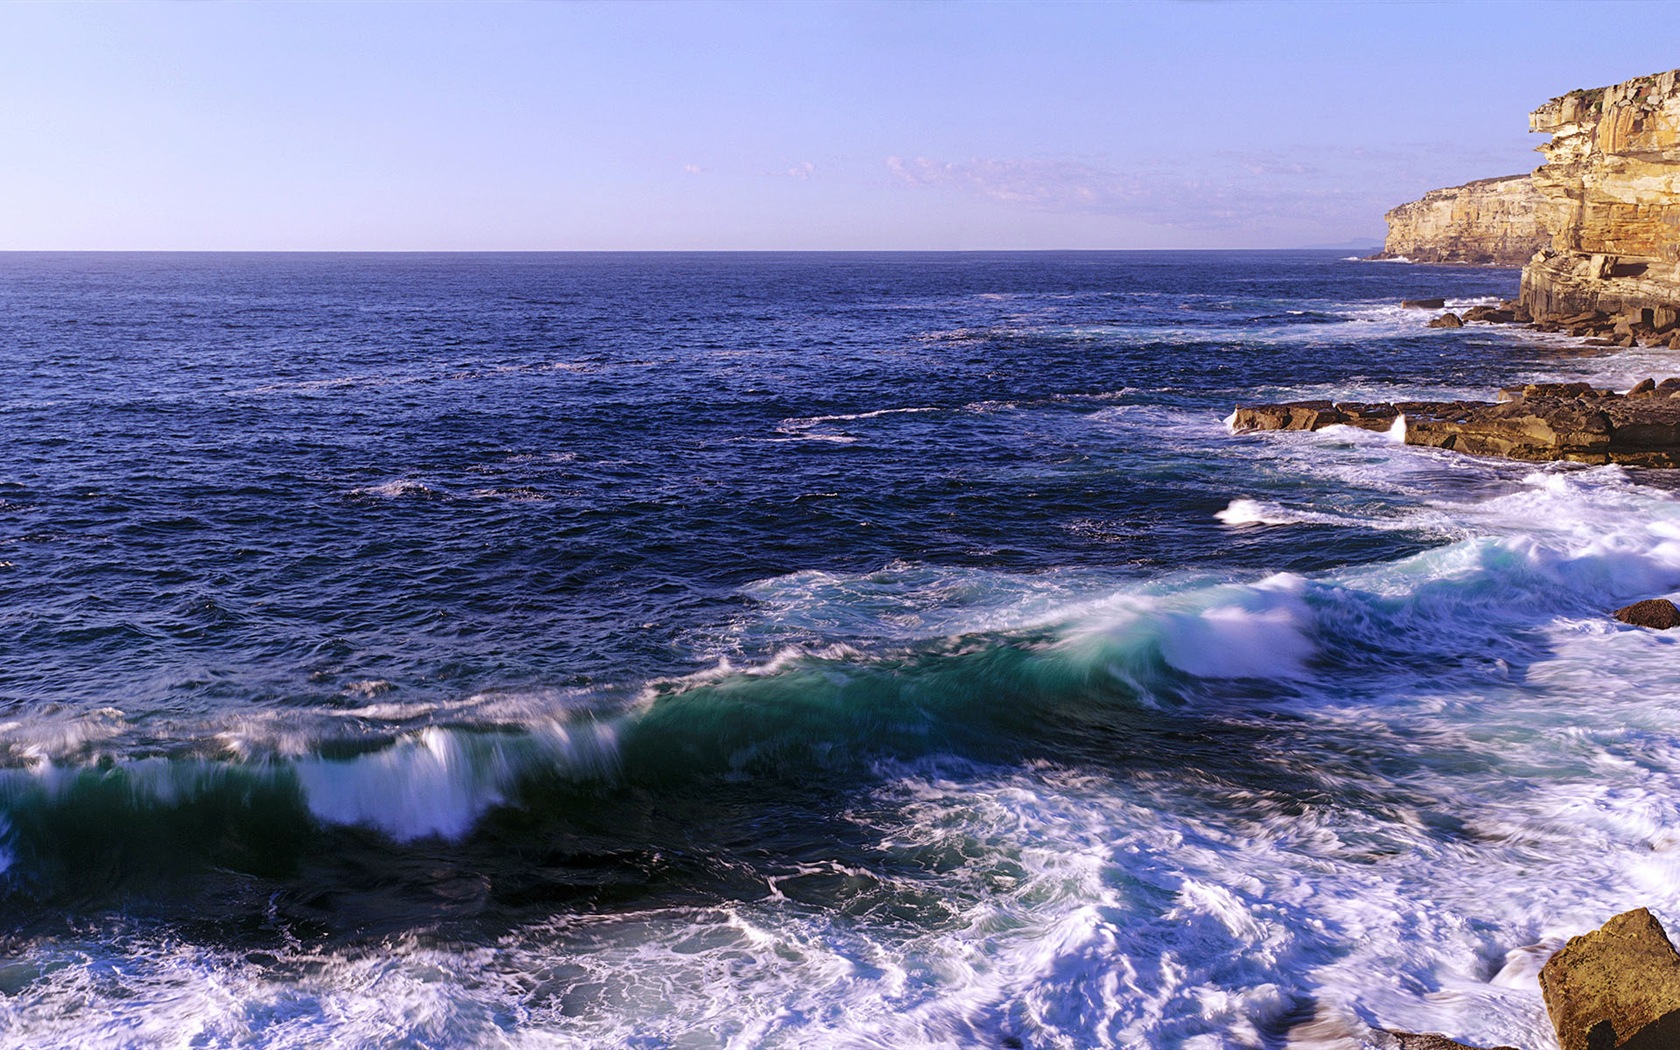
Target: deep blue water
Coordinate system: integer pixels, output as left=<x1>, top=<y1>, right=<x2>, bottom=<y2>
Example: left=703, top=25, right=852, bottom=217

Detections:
left=3, top=252, right=1678, bottom=1048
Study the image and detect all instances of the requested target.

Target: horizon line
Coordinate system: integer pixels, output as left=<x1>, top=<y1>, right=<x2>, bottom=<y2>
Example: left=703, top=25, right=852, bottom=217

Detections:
left=0, top=246, right=1383, bottom=255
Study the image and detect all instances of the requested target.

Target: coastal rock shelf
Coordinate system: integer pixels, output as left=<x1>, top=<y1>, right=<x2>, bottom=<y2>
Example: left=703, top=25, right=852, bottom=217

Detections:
left=1232, top=380, right=1680, bottom=467
left=1373, top=174, right=1548, bottom=267
left=1522, top=68, right=1680, bottom=324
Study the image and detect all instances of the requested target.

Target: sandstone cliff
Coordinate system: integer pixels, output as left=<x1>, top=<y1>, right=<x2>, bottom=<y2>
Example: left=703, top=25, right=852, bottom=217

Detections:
left=1373, top=175, right=1547, bottom=266
left=1521, top=68, right=1680, bottom=324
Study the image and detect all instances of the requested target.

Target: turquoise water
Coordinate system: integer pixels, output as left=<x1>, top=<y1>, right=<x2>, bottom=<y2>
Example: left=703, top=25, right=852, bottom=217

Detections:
left=1, top=252, right=1674, bottom=1048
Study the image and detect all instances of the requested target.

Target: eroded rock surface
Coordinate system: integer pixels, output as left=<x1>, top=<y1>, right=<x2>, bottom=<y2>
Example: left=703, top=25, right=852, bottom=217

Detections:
left=1232, top=379, right=1680, bottom=466
left=1539, top=908, right=1680, bottom=1050
left=1374, top=174, right=1549, bottom=266
left=1614, top=598, right=1680, bottom=628
left=1521, top=69, right=1680, bottom=325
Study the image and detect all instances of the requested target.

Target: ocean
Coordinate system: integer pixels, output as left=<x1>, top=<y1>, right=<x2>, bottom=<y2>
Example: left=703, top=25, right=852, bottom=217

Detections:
left=1, top=251, right=1675, bottom=1048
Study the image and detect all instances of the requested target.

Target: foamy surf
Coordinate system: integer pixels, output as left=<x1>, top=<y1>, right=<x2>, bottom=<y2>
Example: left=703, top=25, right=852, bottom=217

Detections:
left=5, top=250, right=1665, bottom=1050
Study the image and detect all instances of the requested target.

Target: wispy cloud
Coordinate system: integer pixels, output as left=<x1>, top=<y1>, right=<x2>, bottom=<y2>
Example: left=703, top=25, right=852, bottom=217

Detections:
left=782, top=161, right=816, bottom=180
left=883, top=148, right=1490, bottom=240
left=682, top=163, right=704, bottom=175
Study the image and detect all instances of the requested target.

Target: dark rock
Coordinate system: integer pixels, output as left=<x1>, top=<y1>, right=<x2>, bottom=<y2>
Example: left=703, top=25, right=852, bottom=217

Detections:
left=1402, top=298, right=1447, bottom=309
left=1540, top=908, right=1680, bottom=1050
left=1334, top=401, right=1401, bottom=431
left=1523, top=382, right=1596, bottom=399
left=1614, top=599, right=1680, bottom=628
left=1464, top=305, right=1517, bottom=323
left=1654, top=378, right=1680, bottom=396
left=1428, top=312, right=1466, bottom=328
left=1629, top=378, right=1658, bottom=397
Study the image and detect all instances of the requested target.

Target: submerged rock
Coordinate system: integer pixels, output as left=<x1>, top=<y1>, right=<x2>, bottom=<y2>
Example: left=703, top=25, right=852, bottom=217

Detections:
left=1613, top=598, right=1680, bottom=629
left=1385, top=1034, right=1519, bottom=1050
left=1539, top=907, right=1680, bottom=1050
left=1402, top=298, right=1448, bottom=309
left=1232, top=381, right=1680, bottom=467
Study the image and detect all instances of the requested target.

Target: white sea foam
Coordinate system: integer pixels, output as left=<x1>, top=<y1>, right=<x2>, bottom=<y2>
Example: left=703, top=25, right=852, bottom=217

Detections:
left=295, top=722, right=620, bottom=841
left=15, top=389, right=1680, bottom=1047
left=350, top=479, right=433, bottom=499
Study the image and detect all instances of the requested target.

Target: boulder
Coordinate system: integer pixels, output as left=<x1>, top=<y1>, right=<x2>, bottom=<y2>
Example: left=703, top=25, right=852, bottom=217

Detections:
left=1428, top=312, right=1466, bottom=328
left=1402, top=298, right=1448, bottom=309
left=1540, top=908, right=1680, bottom=1050
left=1629, top=378, right=1659, bottom=398
left=1613, top=599, right=1680, bottom=629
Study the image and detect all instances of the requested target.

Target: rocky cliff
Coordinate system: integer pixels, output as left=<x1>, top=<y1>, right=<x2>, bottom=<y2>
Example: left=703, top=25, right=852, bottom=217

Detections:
left=1374, top=175, right=1548, bottom=266
left=1521, top=68, right=1680, bottom=323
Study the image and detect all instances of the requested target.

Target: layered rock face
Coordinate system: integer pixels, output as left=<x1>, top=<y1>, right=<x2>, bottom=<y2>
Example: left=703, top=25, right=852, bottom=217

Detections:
left=1521, top=68, right=1680, bottom=323
left=1374, top=175, right=1548, bottom=266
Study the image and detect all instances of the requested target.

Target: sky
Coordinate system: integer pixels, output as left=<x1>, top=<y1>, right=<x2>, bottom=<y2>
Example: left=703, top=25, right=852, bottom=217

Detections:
left=3, top=0, right=1680, bottom=252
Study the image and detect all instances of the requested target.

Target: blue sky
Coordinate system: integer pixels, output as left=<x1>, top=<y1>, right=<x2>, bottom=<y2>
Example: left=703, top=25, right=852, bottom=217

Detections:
left=3, top=0, right=1678, bottom=251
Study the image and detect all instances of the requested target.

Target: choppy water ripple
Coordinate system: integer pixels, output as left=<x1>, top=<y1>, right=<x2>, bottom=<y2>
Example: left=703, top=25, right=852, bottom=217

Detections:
left=1, top=252, right=1672, bottom=1048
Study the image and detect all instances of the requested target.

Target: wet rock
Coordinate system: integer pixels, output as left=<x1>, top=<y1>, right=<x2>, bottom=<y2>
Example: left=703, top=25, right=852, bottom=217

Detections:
left=1401, top=298, right=1447, bottom=309
left=1229, top=401, right=1343, bottom=432
left=1334, top=401, right=1402, bottom=431
left=1231, top=384, right=1680, bottom=467
left=1629, top=378, right=1659, bottom=397
left=1540, top=908, right=1680, bottom=1050
left=1613, top=599, right=1680, bottom=629
left=1463, top=305, right=1517, bottom=323
left=1428, top=312, right=1465, bottom=328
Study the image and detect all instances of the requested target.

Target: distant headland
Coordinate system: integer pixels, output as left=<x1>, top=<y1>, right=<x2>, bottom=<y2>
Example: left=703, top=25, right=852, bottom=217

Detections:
left=1372, top=67, right=1680, bottom=329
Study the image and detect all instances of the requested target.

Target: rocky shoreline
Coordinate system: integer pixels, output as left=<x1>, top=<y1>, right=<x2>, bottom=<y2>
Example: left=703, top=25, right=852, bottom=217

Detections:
left=1232, top=293, right=1680, bottom=468
left=1263, top=66, right=1680, bottom=1049
left=1233, top=373, right=1680, bottom=468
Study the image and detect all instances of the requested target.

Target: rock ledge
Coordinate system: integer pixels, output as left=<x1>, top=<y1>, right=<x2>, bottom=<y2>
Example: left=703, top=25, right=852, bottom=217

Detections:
left=1232, top=379, right=1680, bottom=467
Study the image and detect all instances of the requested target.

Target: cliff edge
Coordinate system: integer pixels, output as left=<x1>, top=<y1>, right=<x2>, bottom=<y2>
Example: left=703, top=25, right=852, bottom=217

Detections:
left=1373, top=175, right=1547, bottom=266
left=1521, top=68, right=1680, bottom=324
